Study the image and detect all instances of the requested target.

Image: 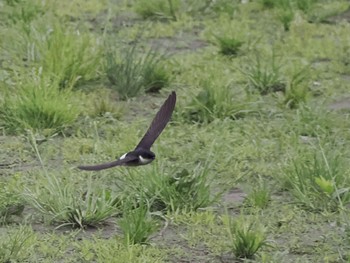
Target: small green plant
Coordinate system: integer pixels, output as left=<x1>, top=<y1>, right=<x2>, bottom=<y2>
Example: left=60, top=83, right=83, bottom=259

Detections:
left=0, top=202, right=25, bottom=223
left=143, top=64, right=170, bottom=93
left=91, top=96, right=124, bottom=118
left=283, top=65, right=310, bottom=109
left=260, top=0, right=276, bottom=8
left=0, top=193, right=24, bottom=223
left=134, top=0, right=179, bottom=21
left=105, top=41, right=168, bottom=99
left=210, top=0, right=238, bottom=17
left=222, top=215, right=268, bottom=259
left=244, top=179, right=271, bottom=209
left=276, top=1, right=295, bottom=31
left=118, top=200, right=159, bottom=245
left=80, top=89, right=125, bottom=118
left=1, top=0, right=43, bottom=31
left=288, top=105, right=337, bottom=137
left=295, top=0, right=316, bottom=14
left=2, top=18, right=101, bottom=89
left=24, top=172, right=121, bottom=228
left=184, top=78, right=253, bottom=123
left=216, top=36, right=243, bottom=56
left=38, top=23, right=102, bottom=89
left=0, top=81, right=79, bottom=135
left=242, top=52, right=285, bottom=95
left=283, top=147, right=350, bottom=211
left=0, top=177, right=25, bottom=223
left=260, top=0, right=298, bottom=31
left=0, top=225, right=35, bottom=262
left=118, top=162, right=216, bottom=213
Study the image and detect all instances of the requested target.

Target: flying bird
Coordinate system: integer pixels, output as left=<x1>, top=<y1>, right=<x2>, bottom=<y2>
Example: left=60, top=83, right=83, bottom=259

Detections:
left=78, top=91, right=176, bottom=171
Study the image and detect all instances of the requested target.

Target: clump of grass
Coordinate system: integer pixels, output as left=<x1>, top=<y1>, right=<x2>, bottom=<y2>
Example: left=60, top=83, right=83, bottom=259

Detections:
left=267, top=0, right=296, bottom=31
left=79, top=89, right=125, bottom=119
left=0, top=174, right=25, bottom=223
left=118, top=200, right=159, bottom=245
left=105, top=41, right=168, bottom=99
left=295, top=0, right=316, bottom=14
left=134, top=0, right=179, bottom=21
left=37, top=23, right=102, bottom=89
left=143, top=64, right=170, bottom=93
left=283, top=65, right=310, bottom=109
left=288, top=105, right=336, bottom=137
left=259, top=0, right=318, bottom=30
left=210, top=0, right=238, bottom=17
left=24, top=172, right=121, bottom=228
left=2, top=18, right=102, bottom=89
left=244, top=179, right=271, bottom=209
left=91, top=96, right=124, bottom=118
left=216, top=36, right=243, bottom=56
left=242, top=52, right=285, bottom=95
left=1, top=0, right=44, bottom=30
left=260, top=0, right=276, bottom=8
left=0, top=183, right=24, bottom=223
left=165, top=167, right=213, bottom=211
left=276, top=4, right=295, bottom=31
left=283, top=147, right=350, bottom=211
left=0, top=225, right=35, bottom=263
left=222, top=215, right=268, bottom=259
left=118, top=162, right=216, bottom=213
left=0, top=81, right=79, bottom=135
left=184, top=78, right=253, bottom=123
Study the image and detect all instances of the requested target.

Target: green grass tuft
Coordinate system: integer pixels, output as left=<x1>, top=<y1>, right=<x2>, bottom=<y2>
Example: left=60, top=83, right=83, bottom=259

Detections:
left=283, top=147, right=350, bottom=211
left=37, top=23, right=102, bottom=89
left=143, top=64, right=170, bottom=93
left=105, top=41, right=168, bottom=99
left=0, top=81, right=79, bottom=135
left=274, top=0, right=299, bottom=31
left=244, top=179, right=271, bottom=209
left=24, top=172, right=121, bottom=228
left=242, top=52, right=285, bottom=95
left=134, top=0, right=179, bottom=21
left=282, top=65, right=310, bottom=109
left=216, top=36, right=243, bottom=56
left=1, top=17, right=102, bottom=89
left=222, top=214, right=268, bottom=259
left=183, top=78, right=255, bottom=123
left=117, top=162, right=216, bottom=213
left=118, top=200, right=159, bottom=245
left=0, top=225, right=35, bottom=262
left=0, top=180, right=24, bottom=223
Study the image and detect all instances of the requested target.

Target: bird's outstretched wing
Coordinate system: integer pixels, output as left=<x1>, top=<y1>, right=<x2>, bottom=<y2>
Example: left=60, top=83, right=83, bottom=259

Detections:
left=78, top=155, right=138, bottom=171
left=135, top=91, right=176, bottom=150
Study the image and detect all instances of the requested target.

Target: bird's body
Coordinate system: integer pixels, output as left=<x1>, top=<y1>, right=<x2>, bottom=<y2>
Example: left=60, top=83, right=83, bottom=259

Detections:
left=78, top=91, right=176, bottom=171
left=118, top=148, right=155, bottom=166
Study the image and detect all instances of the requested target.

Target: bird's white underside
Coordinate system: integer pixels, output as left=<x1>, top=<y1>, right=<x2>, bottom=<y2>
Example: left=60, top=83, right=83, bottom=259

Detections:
left=139, top=155, right=152, bottom=164
left=119, top=153, right=152, bottom=164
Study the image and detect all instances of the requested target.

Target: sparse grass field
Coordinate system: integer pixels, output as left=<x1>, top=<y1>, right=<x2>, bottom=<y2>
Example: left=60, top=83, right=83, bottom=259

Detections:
left=1, top=0, right=350, bottom=262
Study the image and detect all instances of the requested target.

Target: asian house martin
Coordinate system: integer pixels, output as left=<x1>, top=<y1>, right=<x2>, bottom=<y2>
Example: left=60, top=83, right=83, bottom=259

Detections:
left=78, top=91, right=176, bottom=171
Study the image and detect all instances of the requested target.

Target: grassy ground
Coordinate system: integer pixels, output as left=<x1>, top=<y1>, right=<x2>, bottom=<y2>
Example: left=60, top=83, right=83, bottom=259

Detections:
left=1, top=0, right=350, bottom=262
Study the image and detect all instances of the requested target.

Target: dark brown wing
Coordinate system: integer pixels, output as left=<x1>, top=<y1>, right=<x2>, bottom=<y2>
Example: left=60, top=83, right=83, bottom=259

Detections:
left=135, top=91, right=176, bottom=150
left=77, top=155, right=138, bottom=171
